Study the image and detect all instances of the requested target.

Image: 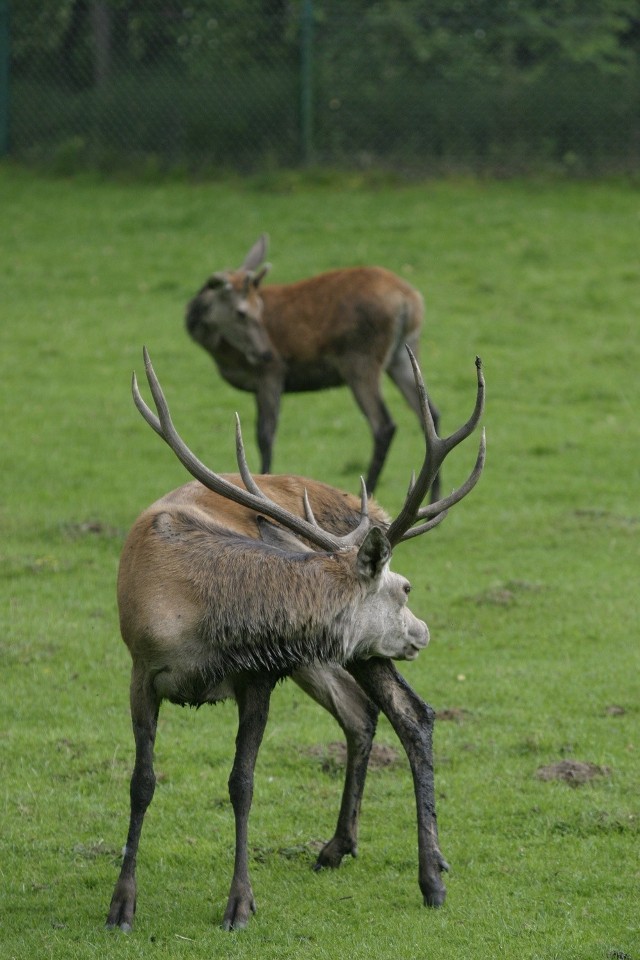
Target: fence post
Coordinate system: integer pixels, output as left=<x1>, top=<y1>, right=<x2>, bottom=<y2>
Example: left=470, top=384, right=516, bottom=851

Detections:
left=300, top=0, right=314, bottom=164
left=0, top=0, right=9, bottom=155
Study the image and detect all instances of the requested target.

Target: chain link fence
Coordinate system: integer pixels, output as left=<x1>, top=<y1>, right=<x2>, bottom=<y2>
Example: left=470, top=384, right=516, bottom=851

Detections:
left=5, top=1, right=640, bottom=177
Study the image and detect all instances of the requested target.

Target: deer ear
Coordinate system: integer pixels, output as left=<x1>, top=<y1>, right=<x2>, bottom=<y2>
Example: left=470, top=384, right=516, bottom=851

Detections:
left=253, top=263, right=271, bottom=287
left=241, top=234, right=269, bottom=271
left=356, top=526, right=391, bottom=581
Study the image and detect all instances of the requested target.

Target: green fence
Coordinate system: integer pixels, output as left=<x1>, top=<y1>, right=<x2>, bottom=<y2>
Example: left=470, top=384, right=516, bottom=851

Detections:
left=4, top=1, right=640, bottom=176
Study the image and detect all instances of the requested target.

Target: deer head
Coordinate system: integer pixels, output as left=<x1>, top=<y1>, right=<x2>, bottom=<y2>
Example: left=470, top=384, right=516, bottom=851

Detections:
left=185, top=235, right=273, bottom=365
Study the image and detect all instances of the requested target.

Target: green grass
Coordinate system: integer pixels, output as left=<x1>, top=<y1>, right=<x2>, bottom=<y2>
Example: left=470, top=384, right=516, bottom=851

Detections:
left=1, top=166, right=639, bottom=960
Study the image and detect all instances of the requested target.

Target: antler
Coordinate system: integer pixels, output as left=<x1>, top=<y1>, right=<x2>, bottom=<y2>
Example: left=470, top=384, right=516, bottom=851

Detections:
left=385, top=349, right=486, bottom=547
left=132, top=348, right=370, bottom=554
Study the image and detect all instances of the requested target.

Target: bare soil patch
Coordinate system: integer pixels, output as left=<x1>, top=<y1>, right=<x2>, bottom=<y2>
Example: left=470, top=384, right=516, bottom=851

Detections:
left=536, top=759, right=611, bottom=786
left=309, top=740, right=400, bottom=773
left=436, top=707, right=469, bottom=723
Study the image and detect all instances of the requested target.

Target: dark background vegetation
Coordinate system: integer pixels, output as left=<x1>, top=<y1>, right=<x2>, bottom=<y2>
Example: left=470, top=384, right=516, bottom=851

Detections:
left=7, top=0, right=640, bottom=176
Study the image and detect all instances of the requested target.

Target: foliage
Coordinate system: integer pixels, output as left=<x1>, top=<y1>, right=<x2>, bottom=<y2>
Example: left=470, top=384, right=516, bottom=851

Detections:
left=314, top=0, right=640, bottom=81
left=1, top=167, right=639, bottom=959
left=10, top=0, right=298, bottom=78
left=11, top=1, right=640, bottom=75
left=7, top=1, right=640, bottom=173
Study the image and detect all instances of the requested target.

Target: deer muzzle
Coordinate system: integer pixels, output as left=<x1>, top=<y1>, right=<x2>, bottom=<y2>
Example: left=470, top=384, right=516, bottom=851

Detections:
left=403, top=616, right=430, bottom=661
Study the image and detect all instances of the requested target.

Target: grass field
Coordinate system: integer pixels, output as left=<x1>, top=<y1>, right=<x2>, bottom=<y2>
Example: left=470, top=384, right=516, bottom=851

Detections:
left=1, top=166, right=639, bottom=960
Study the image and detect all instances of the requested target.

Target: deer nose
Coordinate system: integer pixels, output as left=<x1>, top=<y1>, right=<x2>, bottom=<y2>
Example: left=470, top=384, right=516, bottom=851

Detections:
left=185, top=301, right=203, bottom=334
left=406, top=619, right=429, bottom=659
left=245, top=347, right=274, bottom=367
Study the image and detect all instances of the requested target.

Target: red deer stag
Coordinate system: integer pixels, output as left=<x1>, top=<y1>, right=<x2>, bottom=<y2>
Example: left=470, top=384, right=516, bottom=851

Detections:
left=186, top=235, right=440, bottom=496
left=106, top=346, right=485, bottom=932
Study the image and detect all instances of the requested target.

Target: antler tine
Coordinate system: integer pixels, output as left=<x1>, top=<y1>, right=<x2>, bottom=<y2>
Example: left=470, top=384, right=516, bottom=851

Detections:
left=384, top=348, right=443, bottom=546
left=386, top=353, right=485, bottom=547
left=303, top=489, right=318, bottom=526
left=399, top=509, right=450, bottom=541
left=384, top=348, right=442, bottom=545
left=135, top=346, right=182, bottom=444
left=446, top=355, right=485, bottom=448
left=235, top=414, right=264, bottom=497
left=132, top=345, right=186, bottom=441
left=358, top=475, right=369, bottom=519
left=133, top=349, right=373, bottom=556
left=401, top=429, right=487, bottom=540
left=132, top=370, right=163, bottom=439
left=326, top=475, right=371, bottom=548
left=304, top=477, right=368, bottom=543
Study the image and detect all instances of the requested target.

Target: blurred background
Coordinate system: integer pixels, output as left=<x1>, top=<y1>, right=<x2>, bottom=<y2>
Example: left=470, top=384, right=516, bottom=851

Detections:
left=3, top=0, right=640, bottom=178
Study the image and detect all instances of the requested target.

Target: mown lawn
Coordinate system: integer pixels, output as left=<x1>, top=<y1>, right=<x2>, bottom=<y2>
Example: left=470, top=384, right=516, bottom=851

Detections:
left=1, top=167, right=639, bottom=960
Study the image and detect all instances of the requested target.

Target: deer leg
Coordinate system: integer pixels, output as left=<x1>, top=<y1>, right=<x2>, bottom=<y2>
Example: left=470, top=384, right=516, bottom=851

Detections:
left=106, top=667, right=160, bottom=932
left=255, top=373, right=283, bottom=474
left=346, top=658, right=448, bottom=907
left=387, top=346, right=441, bottom=502
left=344, top=369, right=396, bottom=494
left=292, top=664, right=379, bottom=869
left=222, top=673, right=276, bottom=931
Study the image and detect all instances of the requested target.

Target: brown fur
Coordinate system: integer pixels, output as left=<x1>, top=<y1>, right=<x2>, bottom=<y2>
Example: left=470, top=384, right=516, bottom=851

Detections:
left=106, top=345, right=488, bottom=932
left=116, top=476, right=392, bottom=708
left=186, top=238, right=439, bottom=494
left=107, top=473, right=446, bottom=932
left=243, top=268, right=421, bottom=369
left=151, top=475, right=389, bottom=537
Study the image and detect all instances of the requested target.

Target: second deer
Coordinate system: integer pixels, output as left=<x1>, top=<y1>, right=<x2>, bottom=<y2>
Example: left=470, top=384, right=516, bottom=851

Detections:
left=186, top=235, right=440, bottom=495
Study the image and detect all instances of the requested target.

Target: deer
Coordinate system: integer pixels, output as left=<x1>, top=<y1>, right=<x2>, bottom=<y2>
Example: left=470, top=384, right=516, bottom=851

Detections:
left=185, top=234, right=441, bottom=496
left=106, top=345, right=485, bottom=933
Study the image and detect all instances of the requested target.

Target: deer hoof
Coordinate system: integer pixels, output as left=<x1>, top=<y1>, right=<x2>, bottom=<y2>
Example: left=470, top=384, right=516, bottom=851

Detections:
left=106, top=920, right=133, bottom=933
left=421, top=873, right=447, bottom=908
left=313, top=836, right=356, bottom=870
left=423, top=885, right=447, bottom=908
left=106, top=883, right=136, bottom=933
left=221, top=889, right=256, bottom=931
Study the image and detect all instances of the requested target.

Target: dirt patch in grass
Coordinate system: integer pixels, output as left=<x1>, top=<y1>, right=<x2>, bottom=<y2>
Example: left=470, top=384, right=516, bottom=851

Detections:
left=72, top=839, right=121, bottom=861
left=466, top=579, right=543, bottom=607
left=436, top=707, right=469, bottom=723
left=61, top=520, right=124, bottom=540
left=605, top=704, right=626, bottom=716
left=571, top=509, right=639, bottom=531
left=536, top=759, right=611, bottom=786
left=309, top=741, right=400, bottom=775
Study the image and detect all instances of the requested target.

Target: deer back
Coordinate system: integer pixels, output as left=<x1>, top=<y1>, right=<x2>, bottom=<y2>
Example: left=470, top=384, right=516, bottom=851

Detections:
left=259, top=267, right=423, bottom=363
left=185, top=238, right=423, bottom=390
left=156, top=474, right=389, bottom=537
